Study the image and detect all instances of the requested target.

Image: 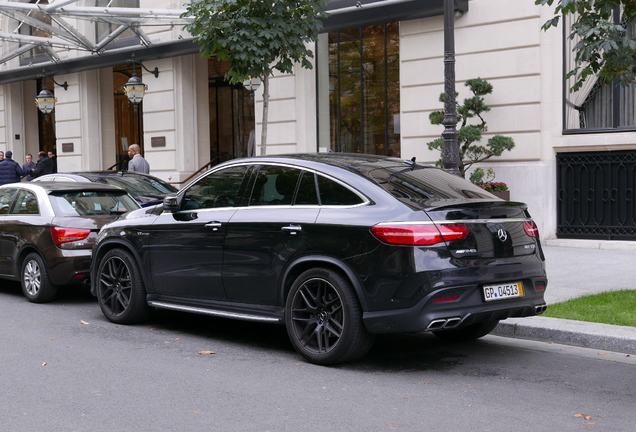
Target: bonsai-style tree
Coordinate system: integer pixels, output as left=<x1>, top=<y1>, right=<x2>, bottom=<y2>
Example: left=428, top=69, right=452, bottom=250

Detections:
left=426, top=78, right=515, bottom=178
left=183, top=0, right=328, bottom=154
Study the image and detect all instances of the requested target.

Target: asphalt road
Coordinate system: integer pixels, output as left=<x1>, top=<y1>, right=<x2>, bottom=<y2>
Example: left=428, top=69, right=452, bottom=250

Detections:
left=1, top=281, right=634, bottom=432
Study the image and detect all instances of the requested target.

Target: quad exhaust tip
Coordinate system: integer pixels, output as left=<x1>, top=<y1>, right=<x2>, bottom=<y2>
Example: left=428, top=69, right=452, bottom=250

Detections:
left=426, top=317, right=462, bottom=331
left=535, top=304, right=547, bottom=315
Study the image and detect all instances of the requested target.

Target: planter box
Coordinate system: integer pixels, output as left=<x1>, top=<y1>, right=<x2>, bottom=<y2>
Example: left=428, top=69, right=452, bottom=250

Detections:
left=490, top=190, right=510, bottom=201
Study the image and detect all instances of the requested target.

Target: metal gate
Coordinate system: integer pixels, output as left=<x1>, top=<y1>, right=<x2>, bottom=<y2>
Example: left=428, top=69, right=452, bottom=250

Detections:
left=557, top=151, right=636, bottom=240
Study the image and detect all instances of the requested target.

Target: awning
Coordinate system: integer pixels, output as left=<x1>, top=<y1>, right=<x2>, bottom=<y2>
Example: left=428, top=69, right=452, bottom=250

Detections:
left=0, top=0, right=468, bottom=85
left=321, top=0, right=469, bottom=32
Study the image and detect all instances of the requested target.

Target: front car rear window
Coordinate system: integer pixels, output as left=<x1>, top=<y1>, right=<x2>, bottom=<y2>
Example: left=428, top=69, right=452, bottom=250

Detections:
left=370, top=166, right=493, bottom=201
left=49, top=191, right=140, bottom=216
left=94, top=175, right=177, bottom=196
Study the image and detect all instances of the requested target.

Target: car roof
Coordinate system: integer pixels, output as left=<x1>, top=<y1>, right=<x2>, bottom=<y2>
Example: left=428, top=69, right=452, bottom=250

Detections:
left=219, top=153, right=427, bottom=177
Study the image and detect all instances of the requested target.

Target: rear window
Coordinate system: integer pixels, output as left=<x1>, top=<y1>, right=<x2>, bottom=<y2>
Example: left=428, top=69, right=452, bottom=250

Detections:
left=370, top=166, right=493, bottom=200
left=49, top=191, right=140, bottom=216
left=94, top=175, right=177, bottom=196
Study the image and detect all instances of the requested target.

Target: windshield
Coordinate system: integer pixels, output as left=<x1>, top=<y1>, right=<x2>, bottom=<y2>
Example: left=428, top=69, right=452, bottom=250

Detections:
left=94, top=175, right=177, bottom=196
left=49, top=191, right=140, bottom=216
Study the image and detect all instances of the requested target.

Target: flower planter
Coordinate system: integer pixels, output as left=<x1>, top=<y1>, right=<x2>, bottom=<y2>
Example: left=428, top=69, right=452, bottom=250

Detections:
left=490, top=190, right=510, bottom=201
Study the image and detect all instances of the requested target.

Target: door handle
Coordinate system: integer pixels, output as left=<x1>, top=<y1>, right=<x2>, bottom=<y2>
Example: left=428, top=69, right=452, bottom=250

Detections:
left=205, top=221, right=222, bottom=231
left=282, top=224, right=302, bottom=234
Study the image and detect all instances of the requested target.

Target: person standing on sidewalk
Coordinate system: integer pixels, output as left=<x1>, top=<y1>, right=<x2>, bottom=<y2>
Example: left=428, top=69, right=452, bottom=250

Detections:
left=32, top=151, right=53, bottom=179
left=0, top=151, right=28, bottom=185
left=48, top=149, right=58, bottom=173
left=127, top=144, right=150, bottom=174
left=22, top=153, right=36, bottom=181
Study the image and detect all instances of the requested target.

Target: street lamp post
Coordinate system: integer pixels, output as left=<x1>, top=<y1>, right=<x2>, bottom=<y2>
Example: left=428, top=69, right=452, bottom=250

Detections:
left=441, top=0, right=461, bottom=177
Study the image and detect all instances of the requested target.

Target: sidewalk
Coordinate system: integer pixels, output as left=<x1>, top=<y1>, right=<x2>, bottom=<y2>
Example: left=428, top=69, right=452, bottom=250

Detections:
left=492, top=244, right=636, bottom=355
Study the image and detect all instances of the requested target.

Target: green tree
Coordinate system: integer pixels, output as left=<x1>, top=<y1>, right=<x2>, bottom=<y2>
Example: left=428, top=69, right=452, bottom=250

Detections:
left=183, top=0, right=328, bottom=154
left=427, top=78, right=515, bottom=178
left=535, top=0, right=636, bottom=91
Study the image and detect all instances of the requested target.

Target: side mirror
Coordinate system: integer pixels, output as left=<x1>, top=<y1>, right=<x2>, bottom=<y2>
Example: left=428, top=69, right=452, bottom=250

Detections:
left=163, top=194, right=180, bottom=213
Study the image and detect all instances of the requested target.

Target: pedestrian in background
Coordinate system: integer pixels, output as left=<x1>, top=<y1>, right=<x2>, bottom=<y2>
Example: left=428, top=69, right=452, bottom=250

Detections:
left=48, top=149, right=58, bottom=173
left=22, top=153, right=36, bottom=181
left=0, top=151, right=4, bottom=163
left=127, top=144, right=150, bottom=174
left=32, top=151, right=53, bottom=178
left=0, top=151, right=28, bottom=185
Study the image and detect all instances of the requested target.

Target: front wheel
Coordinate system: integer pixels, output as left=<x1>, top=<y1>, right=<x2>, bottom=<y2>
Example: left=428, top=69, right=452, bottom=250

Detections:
left=95, top=249, right=150, bottom=324
left=433, top=319, right=500, bottom=342
left=285, top=268, right=375, bottom=365
left=21, top=252, right=57, bottom=303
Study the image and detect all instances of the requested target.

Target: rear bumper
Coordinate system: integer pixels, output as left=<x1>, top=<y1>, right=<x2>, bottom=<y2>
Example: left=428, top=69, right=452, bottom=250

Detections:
left=46, top=248, right=92, bottom=286
left=362, top=278, right=547, bottom=334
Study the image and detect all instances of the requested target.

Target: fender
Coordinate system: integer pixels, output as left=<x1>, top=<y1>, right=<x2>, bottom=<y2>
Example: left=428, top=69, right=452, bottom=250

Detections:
left=90, top=235, right=151, bottom=296
left=280, top=255, right=370, bottom=312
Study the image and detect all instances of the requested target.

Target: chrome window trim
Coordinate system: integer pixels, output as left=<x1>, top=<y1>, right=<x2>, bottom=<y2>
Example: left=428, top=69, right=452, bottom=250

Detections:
left=185, top=161, right=371, bottom=208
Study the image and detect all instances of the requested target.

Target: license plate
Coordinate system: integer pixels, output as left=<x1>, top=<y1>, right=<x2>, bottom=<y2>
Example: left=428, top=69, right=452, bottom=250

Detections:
left=483, top=282, right=524, bottom=301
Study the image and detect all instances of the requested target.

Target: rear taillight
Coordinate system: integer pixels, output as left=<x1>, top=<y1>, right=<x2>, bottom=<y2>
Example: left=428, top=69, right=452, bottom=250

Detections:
left=51, top=227, right=91, bottom=245
left=370, top=223, right=469, bottom=246
left=524, top=220, right=540, bottom=238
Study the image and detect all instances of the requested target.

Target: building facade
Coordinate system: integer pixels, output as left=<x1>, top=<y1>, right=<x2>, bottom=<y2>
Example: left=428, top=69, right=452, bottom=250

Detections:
left=1, top=0, right=635, bottom=244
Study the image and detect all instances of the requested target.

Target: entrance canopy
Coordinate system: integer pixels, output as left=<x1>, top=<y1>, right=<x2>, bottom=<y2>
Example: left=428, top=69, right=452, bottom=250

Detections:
left=0, top=0, right=468, bottom=84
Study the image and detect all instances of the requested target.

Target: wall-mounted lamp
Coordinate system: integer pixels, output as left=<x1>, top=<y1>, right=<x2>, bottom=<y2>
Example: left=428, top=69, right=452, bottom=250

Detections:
left=124, top=54, right=159, bottom=110
left=243, top=76, right=261, bottom=100
left=34, top=71, right=68, bottom=117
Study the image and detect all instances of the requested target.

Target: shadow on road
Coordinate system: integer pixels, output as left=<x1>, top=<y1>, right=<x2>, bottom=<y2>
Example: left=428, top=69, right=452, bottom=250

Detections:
left=0, top=280, right=95, bottom=304
left=127, top=308, right=476, bottom=371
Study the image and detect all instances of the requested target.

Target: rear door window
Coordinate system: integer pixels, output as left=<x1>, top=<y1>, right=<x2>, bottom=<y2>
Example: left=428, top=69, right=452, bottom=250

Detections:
left=9, top=190, right=39, bottom=215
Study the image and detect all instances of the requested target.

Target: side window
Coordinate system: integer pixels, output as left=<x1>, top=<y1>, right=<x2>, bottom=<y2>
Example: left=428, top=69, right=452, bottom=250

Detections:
left=0, top=188, right=18, bottom=215
left=248, top=166, right=302, bottom=206
left=9, top=190, right=39, bottom=215
left=317, top=175, right=364, bottom=206
left=295, top=171, right=319, bottom=205
left=182, top=165, right=249, bottom=210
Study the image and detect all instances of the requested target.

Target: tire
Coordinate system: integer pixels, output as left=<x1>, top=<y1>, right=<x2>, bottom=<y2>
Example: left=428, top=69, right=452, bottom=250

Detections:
left=433, top=319, right=500, bottom=342
left=285, top=268, right=375, bottom=365
left=95, top=249, right=151, bottom=324
left=21, top=252, right=57, bottom=303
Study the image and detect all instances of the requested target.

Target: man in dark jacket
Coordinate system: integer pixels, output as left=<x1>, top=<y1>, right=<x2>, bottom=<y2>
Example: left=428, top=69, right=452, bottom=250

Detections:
left=0, top=151, right=28, bottom=185
left=32, top=151, right=54, bottom=179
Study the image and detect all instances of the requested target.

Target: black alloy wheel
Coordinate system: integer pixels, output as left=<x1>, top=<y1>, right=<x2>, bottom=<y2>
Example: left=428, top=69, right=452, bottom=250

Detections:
left=432, top=319, right=501, bottom=342
left=21, top=252, right=57, bottom=303
left=96, top=249, right=150, bottom=324
left=285, top=268, right=375, bottom=365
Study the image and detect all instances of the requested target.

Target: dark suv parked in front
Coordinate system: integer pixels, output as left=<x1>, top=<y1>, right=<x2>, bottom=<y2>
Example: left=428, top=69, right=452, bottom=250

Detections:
left=90, top=153, right=547, bottom=365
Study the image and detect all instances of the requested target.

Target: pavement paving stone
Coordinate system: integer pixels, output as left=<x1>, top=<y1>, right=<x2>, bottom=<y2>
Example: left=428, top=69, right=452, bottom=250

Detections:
left=493, top=244, right=636, bottom=355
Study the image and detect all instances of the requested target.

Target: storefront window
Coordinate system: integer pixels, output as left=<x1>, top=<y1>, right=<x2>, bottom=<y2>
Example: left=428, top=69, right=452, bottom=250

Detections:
left=319, top=23, right=400, bottom=156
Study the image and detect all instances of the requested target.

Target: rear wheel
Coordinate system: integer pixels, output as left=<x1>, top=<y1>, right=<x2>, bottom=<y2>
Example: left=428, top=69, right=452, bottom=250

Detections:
left=433, top=319, right=500, bottom=342
left=21, top=252, right=57, bottom=303
left=96, top=249, right=150, bottom=324
left=285, top=268, right=375, bottom=365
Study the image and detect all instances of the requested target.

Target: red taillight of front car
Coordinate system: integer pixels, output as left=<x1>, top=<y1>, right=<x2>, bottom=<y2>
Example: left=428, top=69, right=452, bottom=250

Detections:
left=370, top=223, right=469, bottom=246
left=524, top=220, right=540, bottom=238
left=51, top=227, right=91, bottom=245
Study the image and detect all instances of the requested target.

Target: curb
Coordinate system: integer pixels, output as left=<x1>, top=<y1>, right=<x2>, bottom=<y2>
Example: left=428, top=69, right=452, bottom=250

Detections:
left=492, top=316, right=636, bottom=355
